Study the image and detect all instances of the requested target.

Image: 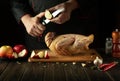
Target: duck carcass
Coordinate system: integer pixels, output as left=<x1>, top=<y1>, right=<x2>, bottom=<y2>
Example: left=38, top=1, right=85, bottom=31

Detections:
left=45, top=32, right=94, bottom=56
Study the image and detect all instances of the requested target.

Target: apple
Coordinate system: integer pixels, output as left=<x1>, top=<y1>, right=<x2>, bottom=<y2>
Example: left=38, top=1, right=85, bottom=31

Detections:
left=18, top=49, right=28, bottom=58
left=45, top=10, right=53, bottom=19
left=6, top=46, right=13, bottom=54
left=13, top=44, right=28, bottom=58
left=0, top=45, right=13, bottom=58
left=0, top=46, right=8, bottom=58
left=13, top=44, right=25, bottom=53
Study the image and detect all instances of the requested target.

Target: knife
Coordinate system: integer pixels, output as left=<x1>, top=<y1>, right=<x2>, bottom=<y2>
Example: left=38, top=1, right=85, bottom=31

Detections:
left=39, top=8, right=65, bottom=42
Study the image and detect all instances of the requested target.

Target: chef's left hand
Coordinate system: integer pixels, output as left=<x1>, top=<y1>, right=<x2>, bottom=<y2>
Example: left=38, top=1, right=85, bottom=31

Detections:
left=48, top=0, right=79, bottom=24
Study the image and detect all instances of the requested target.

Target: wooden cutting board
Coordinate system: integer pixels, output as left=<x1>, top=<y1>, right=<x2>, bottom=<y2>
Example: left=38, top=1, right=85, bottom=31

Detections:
left=28, top=49, right=102, bottom=62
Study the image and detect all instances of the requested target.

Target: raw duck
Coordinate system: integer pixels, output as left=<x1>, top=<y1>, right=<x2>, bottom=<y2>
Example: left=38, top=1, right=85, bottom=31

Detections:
left=45, top=32, right=94, bottom=56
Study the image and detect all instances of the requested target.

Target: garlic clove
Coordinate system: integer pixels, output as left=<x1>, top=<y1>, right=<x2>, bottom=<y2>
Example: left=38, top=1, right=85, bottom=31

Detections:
left=93, top=56, right=103, bottom=66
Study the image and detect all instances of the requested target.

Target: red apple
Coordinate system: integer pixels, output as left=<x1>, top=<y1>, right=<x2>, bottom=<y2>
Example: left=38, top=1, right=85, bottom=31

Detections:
left=18, top=49, right=28, bottom=58
left=13, top=44, right=25, bottom=53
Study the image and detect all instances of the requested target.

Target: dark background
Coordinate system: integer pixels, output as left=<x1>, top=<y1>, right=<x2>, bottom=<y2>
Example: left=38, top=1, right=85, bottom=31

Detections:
left=0, top=1, right=26, bottom=46
left=0, top=0, right=119, bottom=48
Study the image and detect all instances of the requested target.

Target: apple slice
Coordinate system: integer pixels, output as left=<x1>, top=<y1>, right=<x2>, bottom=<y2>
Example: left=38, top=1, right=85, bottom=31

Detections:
left=30, top=50, right=49, bottom=59
left=18, top=49, right=28, bottom=58
left=44, top=50, right=49, bottom=59
left=37, top=51, right=44, bottom=58
left=31, top=51, right=39, bottom=59
left=45, top=10, right=53, bottom=19
left=12, top=52, right=18, bottom=59
left=31, top=50, right=36, bottom=58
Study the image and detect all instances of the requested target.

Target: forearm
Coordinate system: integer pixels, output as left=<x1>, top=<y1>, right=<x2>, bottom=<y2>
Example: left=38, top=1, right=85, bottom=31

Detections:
left=21, top=14, right=32, bottom=25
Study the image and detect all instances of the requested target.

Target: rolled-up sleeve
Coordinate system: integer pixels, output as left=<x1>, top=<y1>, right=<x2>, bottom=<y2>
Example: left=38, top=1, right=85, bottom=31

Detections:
left=10, top=0, right=33, bottom=23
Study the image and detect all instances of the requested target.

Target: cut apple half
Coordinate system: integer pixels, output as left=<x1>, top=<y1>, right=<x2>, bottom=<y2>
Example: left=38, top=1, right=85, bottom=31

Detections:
left=18, top=49, right=28, bottom=57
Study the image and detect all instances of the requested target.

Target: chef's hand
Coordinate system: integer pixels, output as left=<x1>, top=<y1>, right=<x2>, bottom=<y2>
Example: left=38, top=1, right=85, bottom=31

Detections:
left=48, top=0, right=79, bottom=24
left=21, top=12, right=46, bottom=37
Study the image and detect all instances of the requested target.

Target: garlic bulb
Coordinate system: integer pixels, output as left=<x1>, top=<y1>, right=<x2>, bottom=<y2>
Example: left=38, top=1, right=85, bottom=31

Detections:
left=93, top=56, right=103, bottom=66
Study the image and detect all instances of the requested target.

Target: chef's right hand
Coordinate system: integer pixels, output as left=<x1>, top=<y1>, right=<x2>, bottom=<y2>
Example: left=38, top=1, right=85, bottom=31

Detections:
left=21, top=12, right=46, bottom=37
left=48, top=0, right=79, bottom=24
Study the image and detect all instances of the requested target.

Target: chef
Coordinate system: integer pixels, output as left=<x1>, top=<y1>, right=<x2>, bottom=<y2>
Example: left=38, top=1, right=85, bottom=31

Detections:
left=10, top=0, right=96, bottom=51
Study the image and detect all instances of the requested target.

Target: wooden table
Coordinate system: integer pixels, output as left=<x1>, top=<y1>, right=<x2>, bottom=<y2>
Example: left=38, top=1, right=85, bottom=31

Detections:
left=0, top=49, right=120, bottom=81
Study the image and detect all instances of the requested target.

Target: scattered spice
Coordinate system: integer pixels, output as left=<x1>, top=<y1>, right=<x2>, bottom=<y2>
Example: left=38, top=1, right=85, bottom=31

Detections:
left=56, top=62, right=59, bottom=64
left=16, top=61, right=21, bottom=64
left=72, top=62, right=76, bottom=65
left=81, top=63, right=86, bottom=67
left=64, top=64, right=67, bottom=66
